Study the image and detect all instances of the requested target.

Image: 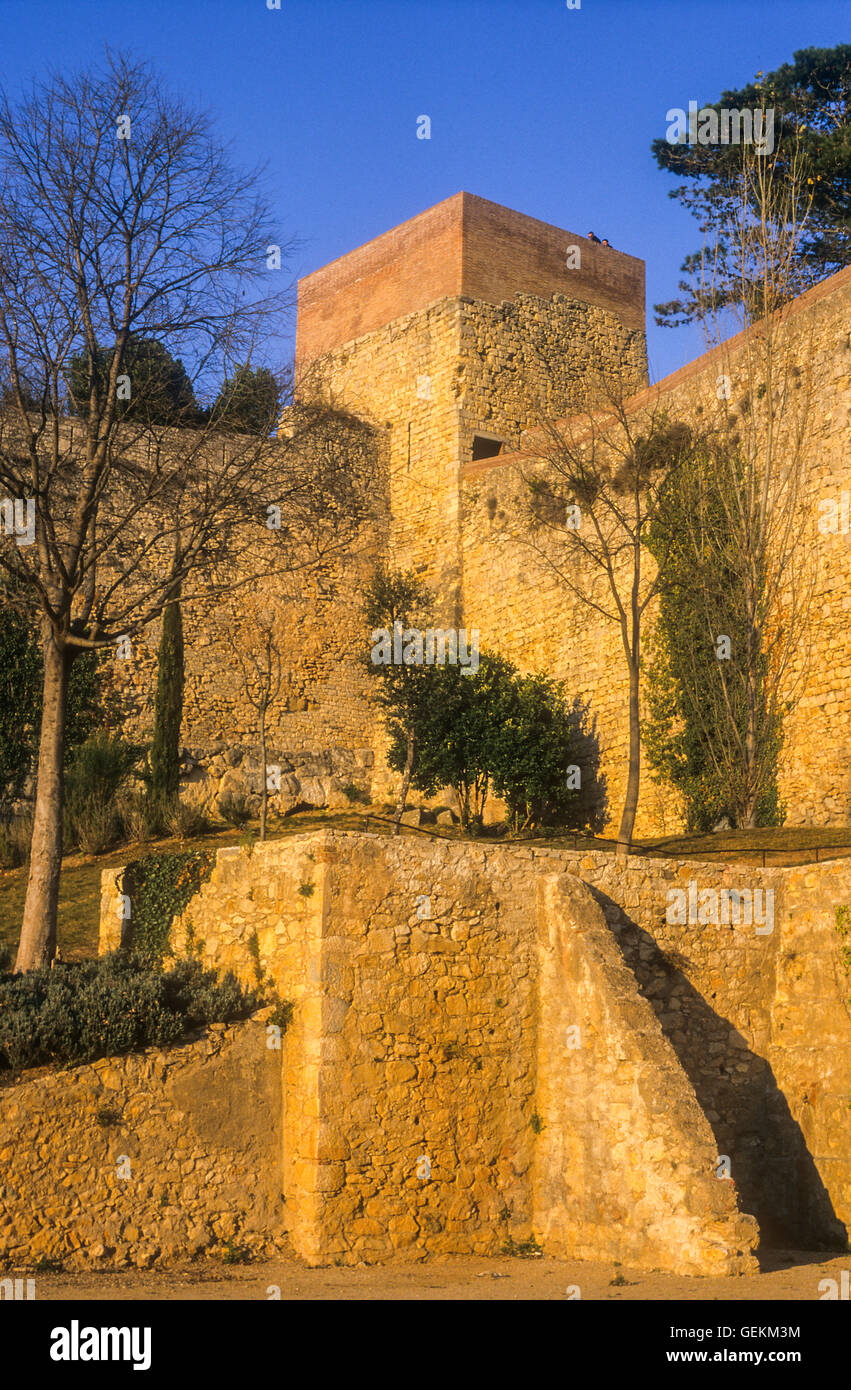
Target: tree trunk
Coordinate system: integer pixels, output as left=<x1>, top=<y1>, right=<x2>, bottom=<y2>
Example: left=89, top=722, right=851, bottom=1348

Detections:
left=616, top=659, right=641, bottom=861
left=259, top=704, right=268, bottom=842
left=392, top=731, right=415, bottom=836
left=743, top=591, right=758, bottom=828
left=15, top=627, right=71, bottom=971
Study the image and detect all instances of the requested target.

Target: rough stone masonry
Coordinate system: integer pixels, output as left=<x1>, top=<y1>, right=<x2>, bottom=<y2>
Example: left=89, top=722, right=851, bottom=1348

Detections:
left=111, top=191, right=851, bottom=837
left=22, top=831, right=822, bottom=1271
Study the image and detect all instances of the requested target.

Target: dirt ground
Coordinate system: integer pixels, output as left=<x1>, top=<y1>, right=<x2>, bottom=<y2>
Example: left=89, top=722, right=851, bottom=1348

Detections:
left=21, top=1248, right=849, bottom=1300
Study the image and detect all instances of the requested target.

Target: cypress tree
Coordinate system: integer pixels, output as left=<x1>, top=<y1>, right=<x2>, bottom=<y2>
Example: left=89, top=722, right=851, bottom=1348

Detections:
left=150, top=595, right=184, bottom=806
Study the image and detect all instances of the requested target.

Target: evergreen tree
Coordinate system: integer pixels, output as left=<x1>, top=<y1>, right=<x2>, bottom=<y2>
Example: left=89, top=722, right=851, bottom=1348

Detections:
left=210, top=365, right=282, bottom=434
left=0, top=604, right=41, bottom=813
left=651, top=45, right=851, bottom=326
left=363, top=565, right=433, bottom=832
left=0, top=590, right=115, bottom=813
left=149, top=596, right=185, bottom=807
left=643, top=449, right=785, bottom=830
left=68, top=335, right=199, bottom=426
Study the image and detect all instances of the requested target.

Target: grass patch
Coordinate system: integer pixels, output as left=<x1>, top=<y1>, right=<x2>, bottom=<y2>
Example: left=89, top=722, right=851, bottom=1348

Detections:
left=3, top=812, right=850, bottom=968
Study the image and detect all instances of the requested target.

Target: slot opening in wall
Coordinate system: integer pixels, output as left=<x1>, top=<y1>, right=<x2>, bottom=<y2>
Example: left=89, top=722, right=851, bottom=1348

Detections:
left=472, top=435, right=505, bottom=461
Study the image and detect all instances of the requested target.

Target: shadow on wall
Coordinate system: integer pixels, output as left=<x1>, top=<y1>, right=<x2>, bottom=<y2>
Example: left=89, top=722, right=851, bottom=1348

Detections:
left=592, top=889, right=847, bottom=1254
left=569, top=700, right=608, bottom=834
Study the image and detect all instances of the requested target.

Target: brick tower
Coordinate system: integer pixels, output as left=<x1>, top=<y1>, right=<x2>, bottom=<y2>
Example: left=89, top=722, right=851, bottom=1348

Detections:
left=294, top=192, right=648, bottom=620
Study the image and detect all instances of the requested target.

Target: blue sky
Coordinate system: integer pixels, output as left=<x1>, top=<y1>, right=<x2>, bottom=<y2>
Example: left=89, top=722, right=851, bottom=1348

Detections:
left=1, top=0, right=847, bottom=381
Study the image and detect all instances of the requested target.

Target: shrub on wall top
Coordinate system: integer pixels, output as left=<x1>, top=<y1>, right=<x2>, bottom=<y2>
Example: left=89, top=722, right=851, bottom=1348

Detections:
left=0, top=952, right=265, bottom=1072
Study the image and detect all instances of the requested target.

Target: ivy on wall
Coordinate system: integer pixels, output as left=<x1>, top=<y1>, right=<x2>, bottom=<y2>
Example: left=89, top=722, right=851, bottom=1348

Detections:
left=123, top=850, right=216, bottom=957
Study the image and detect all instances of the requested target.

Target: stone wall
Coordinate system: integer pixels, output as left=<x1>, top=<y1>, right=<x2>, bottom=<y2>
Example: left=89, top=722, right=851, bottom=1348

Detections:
left=92, top=830, right=851, bottom=1269
left=0, top=1012, right=285, bottom=1269
left=39, top=201, right=851, bottom=841
left=110, top=534, right=382, bottom=818
left=553, top=847, right=851, bottom=1246
left=460, top=264, right=851, bottom=834
left=534, top=873, right=756, bottom=1273
left=11, top=832, right=849, bottom=1273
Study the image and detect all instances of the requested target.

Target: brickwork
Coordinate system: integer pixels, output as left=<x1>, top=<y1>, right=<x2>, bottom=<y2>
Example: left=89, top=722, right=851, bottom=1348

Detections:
left=296, top=192, right=645, bottom=361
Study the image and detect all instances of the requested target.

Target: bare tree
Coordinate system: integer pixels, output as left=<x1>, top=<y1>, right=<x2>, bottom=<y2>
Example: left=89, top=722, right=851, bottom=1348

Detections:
left=517, top=380, right=693, bottom=856
left=0, top=52, right=376, bottom=969
left=219, top=596, right=288, bottom=842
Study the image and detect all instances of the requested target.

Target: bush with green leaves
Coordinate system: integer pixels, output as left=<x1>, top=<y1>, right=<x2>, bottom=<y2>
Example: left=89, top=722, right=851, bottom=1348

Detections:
left=489, top=675, right=606, bottom=834
left=122, top=850, right=216, bottom=957
left=0, top=591, right=116, bottom=816
left=391, top=652, right=513, bottom=829
left=389, top=651, right=605, bottom=833
left=64, top=731, right=147, bottom=853
left=0, top=952, right=265, bottom=1071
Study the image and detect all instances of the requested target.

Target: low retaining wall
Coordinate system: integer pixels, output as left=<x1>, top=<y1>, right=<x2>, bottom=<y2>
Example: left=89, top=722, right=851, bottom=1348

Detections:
left=0, top=1012, right=285, bottom=1269
left=106, top=829, right=848, bottom=1271
left=8, top=829, right=847, bottom=1274
left=534, top=873, right=756, bottom=1273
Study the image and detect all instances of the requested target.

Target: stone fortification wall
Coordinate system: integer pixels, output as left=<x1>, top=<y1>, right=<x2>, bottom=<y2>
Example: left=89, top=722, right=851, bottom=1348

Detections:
left=305, top=291, right=646, bottom=620
left=89, top=196, right=651, bottom=818
left=295, top=191, right=646, bottom=361
left=460, top=265, right=851, bottom=835
left=112, top=551, right=381, bottom=818
left=93, top=830, right=851, bottom=1270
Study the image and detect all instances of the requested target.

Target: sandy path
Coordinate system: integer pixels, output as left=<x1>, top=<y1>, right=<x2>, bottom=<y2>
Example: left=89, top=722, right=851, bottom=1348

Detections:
left=18, top=1249, right=850, bottom=1301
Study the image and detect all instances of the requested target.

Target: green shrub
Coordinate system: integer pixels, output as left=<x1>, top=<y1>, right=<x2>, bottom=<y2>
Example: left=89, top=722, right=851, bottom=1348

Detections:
left=116, top=792, right=159, bottom=845
left=65, top=732, right=146, bottom=852
left=0, top=815, right=32, bottom=868
left=162, top=798, right=209, bottom=840
left=149, top=598, right=184, bottom=805
left=222, top=1238, right=253, bottom=1265
left=122, top=850, right=216, bottom=957
left=341, top=782, right=369, bottom=805
left=0, top=951, right=265, bottom=1071
left=268, top=998, right=293, bottom=1031
left=69, top=798, right=122, bottom=856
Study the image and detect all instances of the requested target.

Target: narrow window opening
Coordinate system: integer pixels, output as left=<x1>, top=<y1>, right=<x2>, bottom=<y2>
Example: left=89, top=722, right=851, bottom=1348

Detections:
left=471, top=435, right=504, bottom=461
